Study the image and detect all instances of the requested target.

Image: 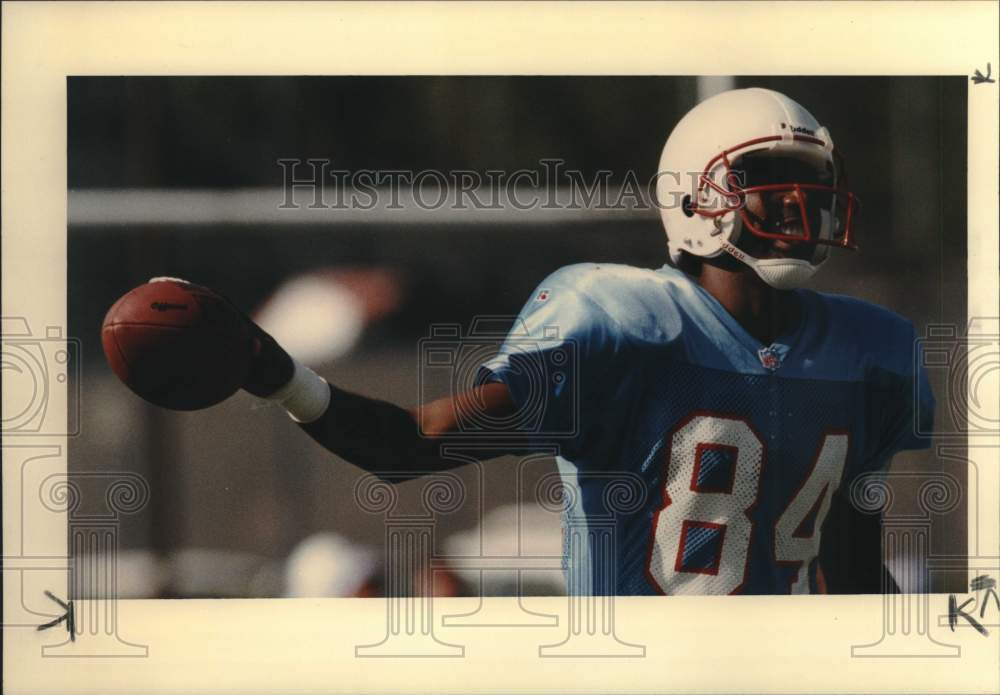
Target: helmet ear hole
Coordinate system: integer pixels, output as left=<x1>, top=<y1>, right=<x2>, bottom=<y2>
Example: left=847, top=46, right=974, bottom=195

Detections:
left=681, top=194, right=695, bottom=218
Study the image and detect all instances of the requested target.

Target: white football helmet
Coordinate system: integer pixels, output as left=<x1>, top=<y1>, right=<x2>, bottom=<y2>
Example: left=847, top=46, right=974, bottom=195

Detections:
left=656, top=88, right=858, bottom=289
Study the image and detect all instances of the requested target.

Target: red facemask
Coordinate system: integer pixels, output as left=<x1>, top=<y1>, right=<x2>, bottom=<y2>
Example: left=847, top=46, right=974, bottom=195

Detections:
left=689, top=135, right=859, bottom=249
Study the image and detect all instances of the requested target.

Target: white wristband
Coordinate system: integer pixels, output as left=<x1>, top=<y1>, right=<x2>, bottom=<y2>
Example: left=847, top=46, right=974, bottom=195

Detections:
left=266, top=359, right=331, bottom=423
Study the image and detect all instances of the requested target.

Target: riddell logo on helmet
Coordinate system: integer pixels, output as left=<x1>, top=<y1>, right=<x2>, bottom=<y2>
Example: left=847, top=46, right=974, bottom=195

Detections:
left=783, top=124, right=816, bottom=136
left=720, top=241, right=746, bottom=261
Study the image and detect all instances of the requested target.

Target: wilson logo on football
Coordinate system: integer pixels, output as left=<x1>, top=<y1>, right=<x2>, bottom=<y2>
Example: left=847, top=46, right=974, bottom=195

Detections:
left=150, top=302, right=188, bottom=312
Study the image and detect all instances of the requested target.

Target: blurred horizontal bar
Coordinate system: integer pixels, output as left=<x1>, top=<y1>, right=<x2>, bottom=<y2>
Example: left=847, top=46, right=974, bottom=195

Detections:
left=69, top=187, right=659, bottom=227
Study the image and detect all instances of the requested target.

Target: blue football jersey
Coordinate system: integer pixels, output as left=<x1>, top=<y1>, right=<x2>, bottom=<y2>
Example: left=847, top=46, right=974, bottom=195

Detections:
left=480, top=263, right=935, bottom=595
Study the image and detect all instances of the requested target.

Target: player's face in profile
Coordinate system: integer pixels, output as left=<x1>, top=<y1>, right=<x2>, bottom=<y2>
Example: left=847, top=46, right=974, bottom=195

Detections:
left=736, top=153, right=834, bottom=262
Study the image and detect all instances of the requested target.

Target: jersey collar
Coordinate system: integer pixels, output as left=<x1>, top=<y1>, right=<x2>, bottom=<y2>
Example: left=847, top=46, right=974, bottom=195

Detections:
left=687, top=277, right=809, bottom=372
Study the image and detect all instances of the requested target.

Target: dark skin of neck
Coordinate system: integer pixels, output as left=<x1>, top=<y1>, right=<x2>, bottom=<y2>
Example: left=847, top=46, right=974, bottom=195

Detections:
left=696, top=185, right=815, bottom=345
left=697, top=262, right=800, bottom=346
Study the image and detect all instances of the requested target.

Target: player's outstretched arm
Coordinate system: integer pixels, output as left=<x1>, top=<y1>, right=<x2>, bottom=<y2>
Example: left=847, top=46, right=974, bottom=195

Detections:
left=243, top=316, right=522, bottom=481
left=304, top=381, right=517, bottom=480
left=105, top=277, right=522, bottom=481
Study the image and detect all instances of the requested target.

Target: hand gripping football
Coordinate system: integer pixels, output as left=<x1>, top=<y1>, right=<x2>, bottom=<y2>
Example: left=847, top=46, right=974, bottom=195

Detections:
left=101, top=278, right=255, bottom=410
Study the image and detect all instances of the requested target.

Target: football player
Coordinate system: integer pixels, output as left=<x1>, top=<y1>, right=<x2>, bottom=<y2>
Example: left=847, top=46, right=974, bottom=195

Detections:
left=228, top=87, right=934, bottom=595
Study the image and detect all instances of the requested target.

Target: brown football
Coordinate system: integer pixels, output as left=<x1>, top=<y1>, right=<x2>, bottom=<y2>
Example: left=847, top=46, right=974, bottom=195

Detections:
left=101, top=279, right=253, bottom=410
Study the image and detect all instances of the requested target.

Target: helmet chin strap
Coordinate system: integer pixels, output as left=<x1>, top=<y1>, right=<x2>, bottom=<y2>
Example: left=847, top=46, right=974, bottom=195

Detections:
left=746, top=256, right=819, bottom=290
left=711, top=210, right=824, bottom=290
left=718, top=239, right=820, bottom=290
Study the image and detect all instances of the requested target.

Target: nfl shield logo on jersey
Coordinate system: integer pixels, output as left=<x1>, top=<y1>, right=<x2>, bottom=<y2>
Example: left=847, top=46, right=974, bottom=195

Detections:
left=758, top=346, right=781, bottom=371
